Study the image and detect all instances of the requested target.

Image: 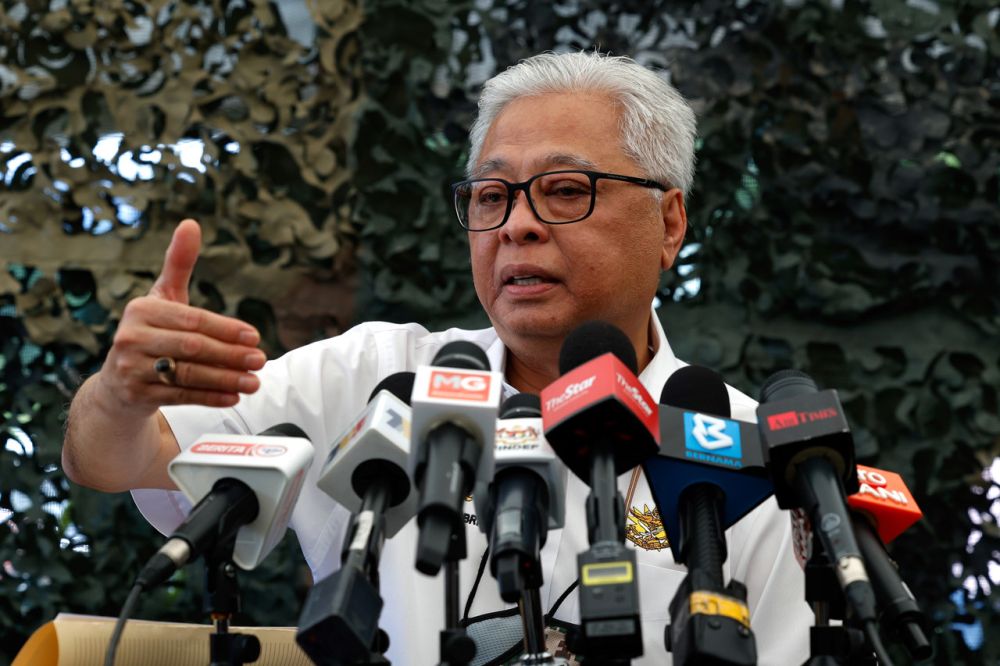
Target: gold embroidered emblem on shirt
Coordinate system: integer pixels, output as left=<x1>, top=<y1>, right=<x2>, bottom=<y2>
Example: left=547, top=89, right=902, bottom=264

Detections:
left=625, top=503, right=670, bottom=551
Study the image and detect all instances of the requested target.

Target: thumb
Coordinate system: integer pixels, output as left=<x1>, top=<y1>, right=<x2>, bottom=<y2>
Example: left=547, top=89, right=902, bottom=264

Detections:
left=150, top=219, right=201, bottom=304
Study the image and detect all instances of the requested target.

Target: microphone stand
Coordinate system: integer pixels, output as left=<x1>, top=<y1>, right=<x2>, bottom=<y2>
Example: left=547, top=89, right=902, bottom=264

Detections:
left=570, top=443, right=641, bottom=664
left=515, top=588, right=569, bottom=666
left=439, top=528, right=476, bottom=666
left=665, top=486, right=756, bottom=666
left=412, top=422, right=480, bottom=666
left=297, top=483, right=392, bottom=666
left=204, top=534, right=261, bottom=666
left=800, top=537, right=875, bottom=666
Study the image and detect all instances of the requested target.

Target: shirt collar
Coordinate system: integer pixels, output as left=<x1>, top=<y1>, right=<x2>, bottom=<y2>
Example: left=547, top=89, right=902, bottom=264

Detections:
left=638, top=305, right=681, bottom=399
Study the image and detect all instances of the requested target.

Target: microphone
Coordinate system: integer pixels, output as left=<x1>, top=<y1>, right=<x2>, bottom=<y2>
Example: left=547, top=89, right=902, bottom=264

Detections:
left=646, top=365, right=759, bottom=666
left=849, top=465, right=931, bottom=661
left=316, top=372, right=418, bottom=539
left=755, top=371, right=881, bottom=633
left=136, top=424, right=314, bottom=589
left=298, top=373, right=418, bottom=666
left=790, top=465, right=930, bottom=663
left=541, top=321, right=660, bottom=540
left=643, top=365, right=772, bottom=565
left=541, top=321, right=657, bottom=660
left=475, top=393, right=567, bottom=602
left=409, top=341, right=502, bottom=575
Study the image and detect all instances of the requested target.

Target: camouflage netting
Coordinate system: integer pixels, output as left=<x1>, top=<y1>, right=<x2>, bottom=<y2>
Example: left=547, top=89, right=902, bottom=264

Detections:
left=2, top=0, right=999, bottom=663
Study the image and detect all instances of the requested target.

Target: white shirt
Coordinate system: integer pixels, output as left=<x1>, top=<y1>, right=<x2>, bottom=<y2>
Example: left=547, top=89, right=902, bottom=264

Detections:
left=134, top=316, right=811, bottom=665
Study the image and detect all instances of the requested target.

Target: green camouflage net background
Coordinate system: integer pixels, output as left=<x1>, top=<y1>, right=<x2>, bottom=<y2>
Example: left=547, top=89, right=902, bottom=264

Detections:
left=2, top=1, right=998, bottom=663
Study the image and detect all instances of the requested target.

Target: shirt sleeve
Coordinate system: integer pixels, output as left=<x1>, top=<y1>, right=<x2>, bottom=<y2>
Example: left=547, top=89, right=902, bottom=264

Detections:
left=132, top=404, right=253, bottom=535
left=128, top=321, right=432, bottom=579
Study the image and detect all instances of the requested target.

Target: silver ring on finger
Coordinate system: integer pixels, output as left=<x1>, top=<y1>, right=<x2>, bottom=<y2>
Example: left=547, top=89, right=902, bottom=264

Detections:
left=154, top=356, right=178, bottom=386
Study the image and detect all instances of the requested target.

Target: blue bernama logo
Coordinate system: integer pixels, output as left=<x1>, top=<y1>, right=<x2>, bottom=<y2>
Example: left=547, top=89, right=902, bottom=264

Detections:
left=684, top=412, right=743, bottom=468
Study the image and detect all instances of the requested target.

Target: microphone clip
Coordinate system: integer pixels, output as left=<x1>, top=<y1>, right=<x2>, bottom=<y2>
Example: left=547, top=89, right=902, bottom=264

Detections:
left=665, top=569, right=756, bottom=666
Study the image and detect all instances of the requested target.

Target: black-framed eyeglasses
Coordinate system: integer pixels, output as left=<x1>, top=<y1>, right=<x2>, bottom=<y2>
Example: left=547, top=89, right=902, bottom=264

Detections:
left=451, top=169, right=670, bottom=232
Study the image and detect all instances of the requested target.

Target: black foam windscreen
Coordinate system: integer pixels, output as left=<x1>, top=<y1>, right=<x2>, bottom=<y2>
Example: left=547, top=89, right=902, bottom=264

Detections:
left=431, top=340, right=491, bottom=371
left=759, top=368, right=818, bottom=404
left=499, top=392, right=541, bottom=419
left=659, top=365, right=731, bottom=418
left=558, top=320, right=638, bottom=375
left=259, top=423, right=309, bottom=439
left=368, top=371, right=417, bottom=404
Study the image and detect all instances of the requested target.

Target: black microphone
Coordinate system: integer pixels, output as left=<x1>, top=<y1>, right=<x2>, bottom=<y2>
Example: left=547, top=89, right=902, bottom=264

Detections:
left=409, top=341, right=502, bottom=575
left=540, top=321, right=658, bottom=660
left=480, top=393, right=565, bottom=602
left=645, top=365, right=773, bottom=566
left=649, top=365, right=759, bottom=666
left=756, top=370, right=884, bottom=649
left=480, top=393, right=568, bottom=659
left=542, top=321, right=660, bottom=543
left=847, top=466, right=931, bottom=660
left=298, top=373, right=418, bottom=666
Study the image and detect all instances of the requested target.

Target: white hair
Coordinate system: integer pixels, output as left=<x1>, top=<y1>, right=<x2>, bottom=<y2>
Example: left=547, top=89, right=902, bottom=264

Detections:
left=467, top=51, right=697, bottom=196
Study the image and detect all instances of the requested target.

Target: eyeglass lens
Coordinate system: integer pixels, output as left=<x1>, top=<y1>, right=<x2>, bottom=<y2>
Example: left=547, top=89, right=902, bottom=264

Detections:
left=455, top=172, right=595, bottom=230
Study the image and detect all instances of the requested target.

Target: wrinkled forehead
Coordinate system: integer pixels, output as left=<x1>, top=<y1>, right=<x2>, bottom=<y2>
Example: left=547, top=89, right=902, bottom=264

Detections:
left=470, top=153, right=598, bottom=179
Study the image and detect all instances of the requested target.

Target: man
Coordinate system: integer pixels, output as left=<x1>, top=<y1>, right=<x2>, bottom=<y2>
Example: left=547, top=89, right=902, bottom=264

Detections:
left=63, top=52, right=811, bottom=664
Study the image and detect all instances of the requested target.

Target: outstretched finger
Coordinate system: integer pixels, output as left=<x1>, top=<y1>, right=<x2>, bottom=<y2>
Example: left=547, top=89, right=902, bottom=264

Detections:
left=137, top=299, right=261, bottom=347
left=149, top=358, right=261, bottom=395
left=150, top=219, right=201, bottom=304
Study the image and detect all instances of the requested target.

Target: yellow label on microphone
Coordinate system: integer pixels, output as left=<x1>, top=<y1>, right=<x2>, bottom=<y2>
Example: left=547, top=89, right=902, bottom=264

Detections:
left=581, top=561, right=634, bottom=586
left=689, top=591, right=750, bottom=628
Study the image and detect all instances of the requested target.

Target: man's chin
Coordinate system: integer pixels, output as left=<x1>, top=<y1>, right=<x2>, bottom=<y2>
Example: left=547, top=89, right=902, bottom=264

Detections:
left=491, top=309, right=586, bottom=344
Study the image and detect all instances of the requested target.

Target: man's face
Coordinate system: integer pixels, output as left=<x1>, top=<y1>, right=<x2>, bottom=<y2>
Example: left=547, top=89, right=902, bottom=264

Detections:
left=468, top=91, right=686, bottom=349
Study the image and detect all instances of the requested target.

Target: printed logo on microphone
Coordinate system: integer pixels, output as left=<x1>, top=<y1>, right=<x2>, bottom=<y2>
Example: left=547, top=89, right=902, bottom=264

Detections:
left=495, top=424, right=542, bottom=451
left=767, top=410, right=800, bottom=431
left=683, top=412, right=743, bottom=468
left=766, top=408, right=839, bottom=431
left=254, top=444, right=288, bottom=457
left=543, top=375, right=597, bottom=412
left=615, top=373, right=654, bottom=417
left=326, top=415, right=366, bottom=466
left=384, top=408, right=410, bottom=438
left=191, top=442, right=256, bottom=456
left=428, top=370, right=492, bottom=402
left=856, top=467, right=910, bottom=505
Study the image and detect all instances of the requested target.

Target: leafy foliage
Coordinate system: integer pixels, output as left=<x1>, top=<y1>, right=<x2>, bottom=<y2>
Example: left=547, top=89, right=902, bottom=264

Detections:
left=2, top=0, right=999, bottom=664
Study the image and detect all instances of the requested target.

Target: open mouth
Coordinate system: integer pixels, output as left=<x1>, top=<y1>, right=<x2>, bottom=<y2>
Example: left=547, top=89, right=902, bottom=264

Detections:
left=506, top=275, right=549, bottom=286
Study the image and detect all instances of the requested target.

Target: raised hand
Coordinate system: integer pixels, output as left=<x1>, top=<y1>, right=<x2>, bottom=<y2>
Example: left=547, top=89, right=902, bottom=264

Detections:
left=98, top=219, right=266, bottom=414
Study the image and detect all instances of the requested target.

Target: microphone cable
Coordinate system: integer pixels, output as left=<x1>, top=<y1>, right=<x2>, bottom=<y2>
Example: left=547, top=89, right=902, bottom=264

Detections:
left=862, top=619, right=895, bottom=666
left=104, top=582, right=143, bottom=666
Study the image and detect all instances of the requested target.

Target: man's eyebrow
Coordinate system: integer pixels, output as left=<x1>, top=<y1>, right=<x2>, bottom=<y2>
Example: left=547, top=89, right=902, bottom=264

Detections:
left=471, top=153, right=599, bottom=179
left=543, top=153, right=598, bottom=170
left=471, top=158, right=508, bottom=178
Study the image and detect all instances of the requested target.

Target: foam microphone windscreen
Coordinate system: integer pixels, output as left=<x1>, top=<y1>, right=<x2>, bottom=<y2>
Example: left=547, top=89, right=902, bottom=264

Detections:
left=759, top=368, right=818, bottom=404
left=659, top=365, right=731, bottom=418
left=432, top=340, right=491, bottom=371
left=500, top=392, right=542, bottom=419
left=369, top=371, right=417, bottom=404
left=558, top=320, right=638, bottom=375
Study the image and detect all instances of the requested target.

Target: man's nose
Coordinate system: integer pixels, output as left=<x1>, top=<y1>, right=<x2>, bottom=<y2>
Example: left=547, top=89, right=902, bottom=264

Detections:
left=499, top=191, right=550, bottom=244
